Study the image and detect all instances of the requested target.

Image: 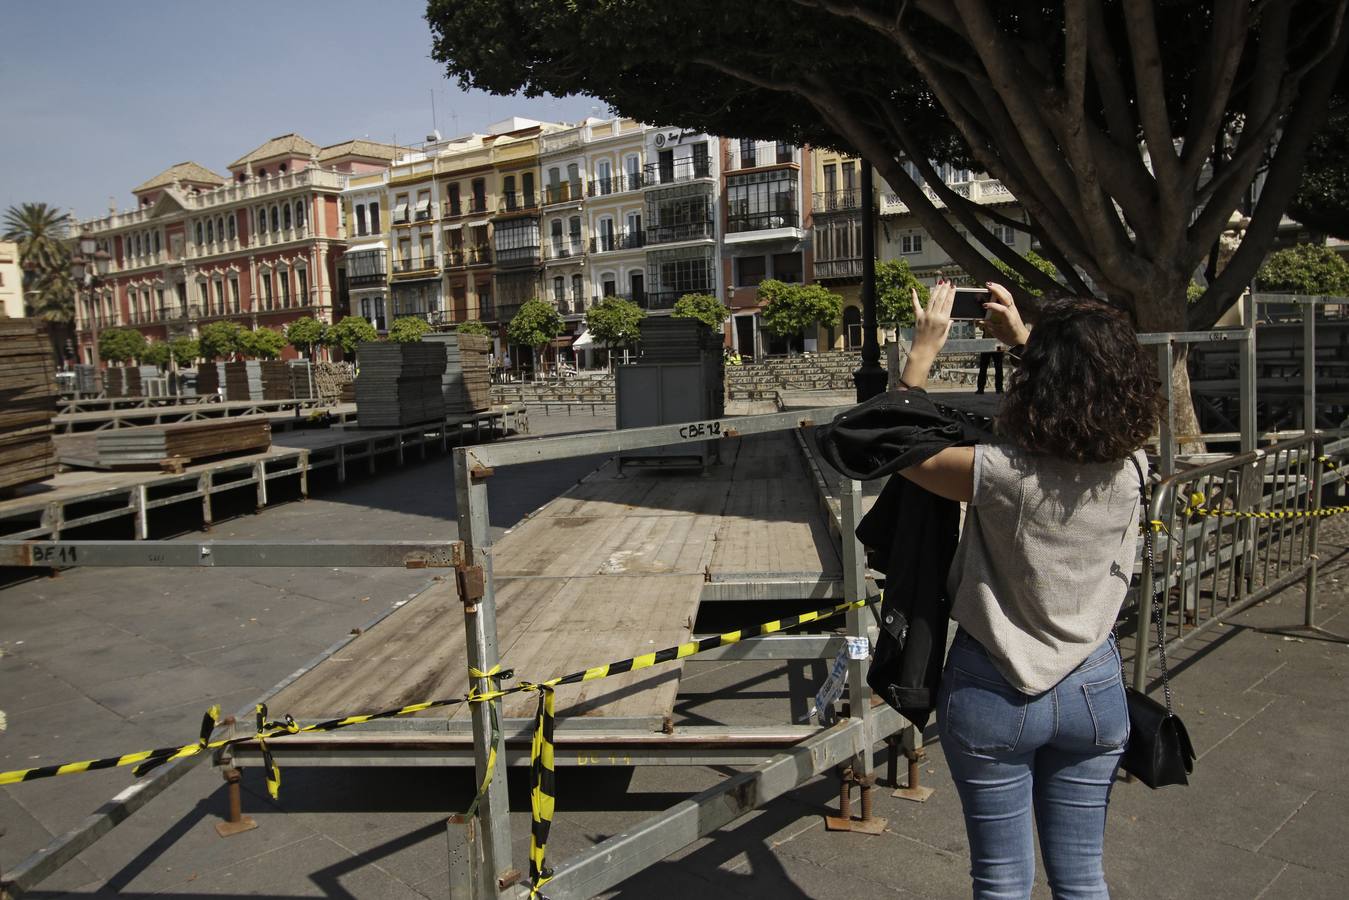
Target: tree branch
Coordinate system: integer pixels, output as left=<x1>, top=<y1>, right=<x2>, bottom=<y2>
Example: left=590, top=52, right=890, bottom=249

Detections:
left=1121, top=0, right=1184, bottom=199
left=1188, top=24, right=1349, bottom=329
left=1178, top=2, right=1250, bottom=186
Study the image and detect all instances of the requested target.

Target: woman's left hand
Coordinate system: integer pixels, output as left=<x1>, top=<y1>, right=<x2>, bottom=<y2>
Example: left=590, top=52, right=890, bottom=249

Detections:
left=901, top=280, right=955, bottom=390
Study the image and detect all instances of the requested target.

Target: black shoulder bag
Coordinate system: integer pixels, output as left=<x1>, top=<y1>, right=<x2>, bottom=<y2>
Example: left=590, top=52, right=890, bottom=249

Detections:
left=1121, top=458, right=1197, bottom=788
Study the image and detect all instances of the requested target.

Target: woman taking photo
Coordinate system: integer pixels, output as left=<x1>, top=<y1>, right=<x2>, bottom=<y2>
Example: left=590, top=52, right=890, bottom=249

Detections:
left=897, top=281, right=1161, bottom=899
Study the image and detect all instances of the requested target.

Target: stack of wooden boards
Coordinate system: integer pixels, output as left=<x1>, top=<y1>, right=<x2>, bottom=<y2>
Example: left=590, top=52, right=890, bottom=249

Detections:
left=0, top=319, right=59, bottom=492
left=73, top=364, right=100, bottom=394
left=223, top=361, right=290, bottom=401
left=313, top=361, right=355, bottom=403
left=288, top=360, right=314, bottom=399
left=422, top=332, right=491, bottom=414
left=93, top=418, right=272, bottom=471
left=195, top=362, right=223, bottom=397
left=354, top=342, right=446, bottom=427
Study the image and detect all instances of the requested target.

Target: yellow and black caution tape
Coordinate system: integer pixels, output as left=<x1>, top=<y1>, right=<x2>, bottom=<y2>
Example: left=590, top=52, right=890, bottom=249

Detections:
left=0, top=596, right=871, bottom=898
left=1181, top=491, right=1349, bottom=522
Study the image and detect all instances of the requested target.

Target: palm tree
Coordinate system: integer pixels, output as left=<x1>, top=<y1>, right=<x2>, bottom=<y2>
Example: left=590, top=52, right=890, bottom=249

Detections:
left=4, top=202, right=76, bottom=364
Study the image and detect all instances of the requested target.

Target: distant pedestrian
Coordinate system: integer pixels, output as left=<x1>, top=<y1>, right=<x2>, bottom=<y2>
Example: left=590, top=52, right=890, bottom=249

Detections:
left=502, top=351, right=512, bottom=383
left=976, top=348, right=1004, bottom=394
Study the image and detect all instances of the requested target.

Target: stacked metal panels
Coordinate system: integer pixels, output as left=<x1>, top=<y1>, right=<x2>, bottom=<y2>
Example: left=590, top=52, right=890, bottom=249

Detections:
left=195, top=362, right=224, bottom=397
left=288, top=360, right=315, bottom=400
left=354, top=342, right=447, bottom=427
left=223, top=361, right=290, bottom=400
left=422, top=333, right=491, bottom=414
left=0, top=318, right=59, bottom=491
left=93, top=418, right=272, bottom=469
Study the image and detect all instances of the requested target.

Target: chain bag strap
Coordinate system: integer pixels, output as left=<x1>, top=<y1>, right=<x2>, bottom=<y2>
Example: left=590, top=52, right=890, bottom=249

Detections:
left=1121, top=453, right=1196, bottom=788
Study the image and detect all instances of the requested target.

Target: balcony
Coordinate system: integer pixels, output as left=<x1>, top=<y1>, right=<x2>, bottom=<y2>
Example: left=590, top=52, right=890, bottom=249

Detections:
left=814, top=258, right=864, bottom=280
left=641, top=290, right=691, bottom=310
left=812, top=190, right=862, bottom=214
left=645, top=220, right=714, bottom=245
left=393, top=255, right=439, bottom=275
left=589, top=230, right=644, bottom=253
left=156, top=304, right=201, bottom=321
left=468, top=197, right=490, bottom=215
left=589, top=292, right=637, bottom=307
left=588, top=173, right=644, bottom=196
left=494, top=245, right=541, bottom=267
left=558, top=292, right=588, bottom=316
left=248, top=225, right=309, bottom=248
left=879, top=176, right=1012, bottom=215
left=544, top=239, right=586, bottom=261
left=498, top=192, right=539, bottom=214
left=443, top=245, right=493, bottom=268
left=643, top=158, right=712, bottom=187
left=542, top=183, right=585, bottom=205
left=186, top=238, right=244, bottom=259
left=183, top=168, right=347, bottom=211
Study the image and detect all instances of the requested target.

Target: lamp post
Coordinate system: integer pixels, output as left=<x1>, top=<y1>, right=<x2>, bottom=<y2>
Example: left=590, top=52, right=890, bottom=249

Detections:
left=853, top=161, right=887, bottom=401
left=70, top=231, right=112, bottom=369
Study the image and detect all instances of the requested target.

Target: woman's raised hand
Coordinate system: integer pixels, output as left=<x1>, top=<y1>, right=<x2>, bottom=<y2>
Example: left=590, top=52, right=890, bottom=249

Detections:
left=912, top=280, right=955, bottom=357
left=982, top=282, right=1031, bottom=348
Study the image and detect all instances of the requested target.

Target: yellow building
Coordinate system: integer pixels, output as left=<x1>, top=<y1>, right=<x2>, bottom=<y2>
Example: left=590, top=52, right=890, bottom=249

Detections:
left=0, top=240, right=24, bottom=318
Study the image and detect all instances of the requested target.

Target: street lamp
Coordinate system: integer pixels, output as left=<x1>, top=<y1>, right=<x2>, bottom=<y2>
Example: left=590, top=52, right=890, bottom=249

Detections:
left=71, top=231, right=112, bottom=370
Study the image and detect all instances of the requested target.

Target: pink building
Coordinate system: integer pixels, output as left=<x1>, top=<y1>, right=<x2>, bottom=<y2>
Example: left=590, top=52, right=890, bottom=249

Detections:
left=75, top=134, right=399, bottom=363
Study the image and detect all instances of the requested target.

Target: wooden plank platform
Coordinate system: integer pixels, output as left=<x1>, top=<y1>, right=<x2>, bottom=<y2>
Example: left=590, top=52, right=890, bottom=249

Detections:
left=261, top=431, right=840, bottom=728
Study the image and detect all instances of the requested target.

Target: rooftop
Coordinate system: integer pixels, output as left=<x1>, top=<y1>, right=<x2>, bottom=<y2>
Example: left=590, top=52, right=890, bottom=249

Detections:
left=131, top=161, right=226, bottom=195
left=228, top=133, right=322, bottom=169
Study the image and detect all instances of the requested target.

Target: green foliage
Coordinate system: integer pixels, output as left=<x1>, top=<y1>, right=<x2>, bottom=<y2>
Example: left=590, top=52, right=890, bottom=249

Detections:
left=285, top=316, right=328, bottom=356
left=506, top=298, right=563, bottom=351
left=327, top=316, right=380, bottom=358
left=388, top=316, right=433, bottom=343
left=875, top=259, right=928, bottom=327
left=585, top=296, right=645, bottom=347
left=758, top=280, right=843, bottom=347
left=3, top=202, right=70, bottom=278
left=1289, top=103, right=1349, bottom=240
left=98, top=328, right=146, bottom=364
left=238, top=327, right=287, bottom=360
left=991, top=251, right=1061, bottom=299
left=671, top=293, right=730, bottom=331
left=169, top=337, right=199, bottom=367
left=454, top=320, right=491, bottom=336
left=1256, top=244, right=1349, bottom=297
left=198, top=321, right=244, bottom=361
left=1186, top=281, right=1206, bottom=304
left=140, top=340, right=172, bottom=368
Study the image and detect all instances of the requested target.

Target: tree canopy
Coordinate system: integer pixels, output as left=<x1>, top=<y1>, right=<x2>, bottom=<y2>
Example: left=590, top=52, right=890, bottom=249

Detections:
left=140, top=340, right=172, bottom=368
left=671, top=293, right=730, bottom=331
left=1256, top=243, right=1349, bottom=295
left=875, top=259, right=929, bottom=327
left=238, top=327, right=287, bottom=360
left=427, top=0, right=1348, bottom=335
left=454, top=320, right=491, bottom=337
left=285, top=316, right=328, bottom=357
left=169, top=337, right=199, bottom=368
left=585, top=296, right=645, bottom=347
left=328, top=316, right=380, bottom=358
left=198, top=321, right=244, bottom=361
left=99, top=328, right=146, bottom=364
left=991, top=250, right=1061, bottom=299
left=388, top=316, right=433, bottom=343
left=507, top=298, right=563, bottom=352
left=759, top=280, right=843, bottom=349
left=1288, top=100, right=1349, bottom=239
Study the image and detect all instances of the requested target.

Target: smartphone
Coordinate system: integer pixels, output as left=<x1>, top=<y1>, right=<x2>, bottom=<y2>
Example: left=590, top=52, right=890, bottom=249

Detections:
left=951, top=287, right=989, bottom=320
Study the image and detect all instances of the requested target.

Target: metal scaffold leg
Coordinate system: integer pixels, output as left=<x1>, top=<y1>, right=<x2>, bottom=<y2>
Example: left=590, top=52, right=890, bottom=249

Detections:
left=891, top=725, right=934, bottom=803
left=214, top=767, right=258, bottom=837
left=446, top=814, right=483, bottom=898
left=824, top=764, right=887, bottom=835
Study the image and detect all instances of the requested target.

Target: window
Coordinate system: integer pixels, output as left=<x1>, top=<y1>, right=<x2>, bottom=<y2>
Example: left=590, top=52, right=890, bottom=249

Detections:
left=656, top=149, right=674, bottom=183
left=355, top=204, right=368, bottom=236
left=842, top=161, right=857, bottom=192
left=736, top=255, right=767, bottom=286
left=602, top=275, right=617, bottom=296
left=206, top=219, right=214, bottom=244
left=270, top=205, right=279, bottom=232
left=569, top=215, right=582, bottom=252
left=448, top=184, right=461, bottom=217
left=522, top=172, right=535, bottom=207
left=629, top=271, right=644, bottom=304
left=195, top=222, right=203, bottom=245
left=134, top=234, right=142, bottom=257
left=773, top=252, right=803, bottom=283
left=471, top=179, right=486, bottom=212
left=726, top=169, right=799, bottom=232
left=415, top=189, right=432, bottom=220
left=297, top=268, right=308, bottom=302
left=213, top=278, right=224, bottom=313
left=571, top=273, right=583, bottom=303
left=200, top=281, right=210, bottom=307
left=648, top=245, right=715, bottom=304
left=346, top=249, right=387, bottom=284
left=257, top=206, right=268, bottom=233
left=398, top=238, right=412, bottom=269
left=153, top=230, right=161, bottom=253
left=776, top=141, right=793, bottom=164
left=394, top=193, right=410, bottom=223
left=420, top=233, right=434, bottom=266
left=901, top=232, right=924, bottom=254
left=493, top=218, right=540, bottom=263
left=623, top=155, right=640, bottom=188
left=568, top=163, right=582, bottom=196
left=692, top=142, right=709, bottom=177
left=550, top=219, right=564, bottom=255
left=280, top=269, right=291, bottom=306
left=596, top=159, right=612, bottom=194
left=553, top=276, right=565, bottom=302
left=646, top=184, right=713, bottom=243
left=225, top=216, right=234, bottom=241
left=262, top=271, right=274, bottom=309
left=216, top=217, right=224, bottom=241
left=229, top=276, right=240, bottom=312
left=502, top=176, right=516, bottom=209
left=548, top=167, right=561, bottom=191
left=739, top=138, right=756, bottom=169
left=992, top=222, right=1016, bottom=245
left=369, top=201, right=380, bottom=230
left=283, top=203, right=292, bottom=230
left=295, top=200, right=306, bottom=229
left=597, top=216, right=615, bottom=252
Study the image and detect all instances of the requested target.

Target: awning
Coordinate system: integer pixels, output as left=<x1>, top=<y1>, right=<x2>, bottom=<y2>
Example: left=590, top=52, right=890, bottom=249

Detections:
left=572, top=328, right=610, bottom=350
left=345, top=242, right=387, bottom=254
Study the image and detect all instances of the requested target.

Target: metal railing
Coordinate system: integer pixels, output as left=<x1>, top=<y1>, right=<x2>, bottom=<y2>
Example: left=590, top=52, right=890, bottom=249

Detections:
left=643, top=158, right=712, bottom=186
left=544, top=239, right=586, bottom=260
left=645, top=221, right=714, bottom=244
left=589, top=230, right=644, bottom=253
left=543, top=183, right=585, bottom=205
left=588, top=173, right=644, bottom=195
left=498, top=192, right=538, bottom=213
left=814, top=258, right=863, bottom=280
left=493, top=245, right=541, bottom=267
left=812, top=190, right=862, bottom=213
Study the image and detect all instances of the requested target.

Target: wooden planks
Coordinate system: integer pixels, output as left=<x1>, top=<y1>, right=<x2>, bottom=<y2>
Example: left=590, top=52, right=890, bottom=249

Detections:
left=354, top=342, right=447, bottom=427
left=0, top=318, right=59, bottom=491
left=422, top=332, right=491, bottom=414
left=264, top=431, right=840, bottom=728
left=92, top=418, right=272, bottom=469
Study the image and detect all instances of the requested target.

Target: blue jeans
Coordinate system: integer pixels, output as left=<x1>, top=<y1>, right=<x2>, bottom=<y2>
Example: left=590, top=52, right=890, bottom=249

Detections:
left=937, top=629, right=1129, bottom=899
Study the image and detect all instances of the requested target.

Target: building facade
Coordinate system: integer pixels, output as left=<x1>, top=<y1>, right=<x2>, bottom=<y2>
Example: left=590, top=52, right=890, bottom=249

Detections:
left=0, top=240, right=24, bottom=318
left=73, top=134, right=399, bottom=363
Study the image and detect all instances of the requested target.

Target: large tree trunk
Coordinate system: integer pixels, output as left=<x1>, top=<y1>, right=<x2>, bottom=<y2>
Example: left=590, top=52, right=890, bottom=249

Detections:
left=1133, top=278, right=1205, bottom=457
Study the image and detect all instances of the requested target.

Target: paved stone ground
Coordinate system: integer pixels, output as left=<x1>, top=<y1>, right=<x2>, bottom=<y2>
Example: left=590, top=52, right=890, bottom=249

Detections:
left=3, top=404, right=1348, bottom=899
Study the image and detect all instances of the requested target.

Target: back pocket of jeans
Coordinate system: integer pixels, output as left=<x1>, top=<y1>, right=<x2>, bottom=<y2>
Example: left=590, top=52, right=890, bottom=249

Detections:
left=1082, top=675, right=1129, bottom=749
left=943, top=666, right=1028, bottom=753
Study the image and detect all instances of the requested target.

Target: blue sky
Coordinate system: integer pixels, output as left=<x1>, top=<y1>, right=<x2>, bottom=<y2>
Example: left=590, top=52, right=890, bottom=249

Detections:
left=0, top=0, right=601, bottom=221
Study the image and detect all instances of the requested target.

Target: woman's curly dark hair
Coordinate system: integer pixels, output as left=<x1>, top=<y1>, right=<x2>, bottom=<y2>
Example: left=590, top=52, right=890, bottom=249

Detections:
left=996, top=298, right=1162, bottom=463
